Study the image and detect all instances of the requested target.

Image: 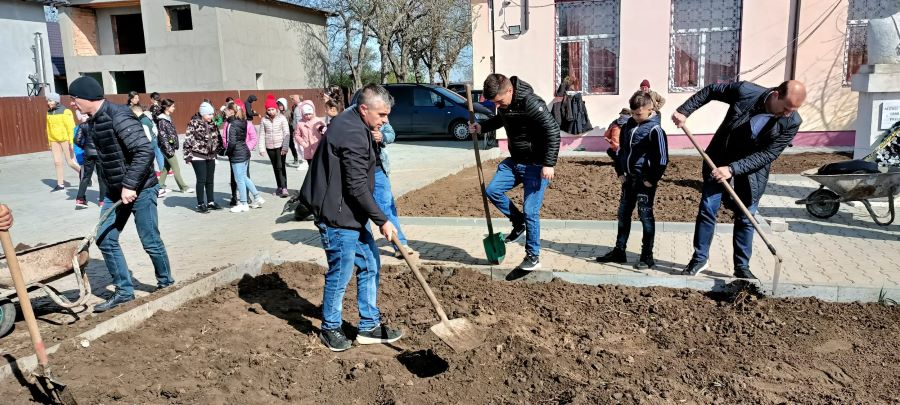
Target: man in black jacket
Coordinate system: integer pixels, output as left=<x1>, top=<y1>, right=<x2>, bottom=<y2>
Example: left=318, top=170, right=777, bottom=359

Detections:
left=469, top=74, right=561, bottom=271
left=300, top=84, right=400, bottom=352
left=672, top=80, right=806, bottom=279
left=69, top=76, right=174, bottom=312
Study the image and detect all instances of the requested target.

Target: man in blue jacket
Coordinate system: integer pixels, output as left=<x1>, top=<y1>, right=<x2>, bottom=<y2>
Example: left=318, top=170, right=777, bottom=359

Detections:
left=300, top=84, right=400, bottom=352
left=672, top=80, right=806, bottom=279
left=469, top=74, right=561, bottom=272
left=596, top=91, right=668, bottom=269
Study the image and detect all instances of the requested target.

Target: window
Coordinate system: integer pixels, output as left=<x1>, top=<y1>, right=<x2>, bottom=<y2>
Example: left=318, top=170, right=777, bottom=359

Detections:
left=669, top=0, right=742, bottom=92
left=555, top=0, right=620, bottom=94
left=111, top=71, right=146, bottom=94
left=844, top=0, right=896, bottom=86
left=111, top=13, right=146, bottom=54
left=165, top=5, right=193, bottom=31
left=413, top=88, right=441, bottom=107
left=80, top=72, right=104, bottom=93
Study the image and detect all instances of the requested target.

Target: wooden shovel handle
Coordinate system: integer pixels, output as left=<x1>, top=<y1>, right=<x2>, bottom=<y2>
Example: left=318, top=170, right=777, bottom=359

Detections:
left=466, top=85, right=496, bottom=235
left=0, top=231, right=49, bottom=367
left=390, top=233, right=451, bottom=324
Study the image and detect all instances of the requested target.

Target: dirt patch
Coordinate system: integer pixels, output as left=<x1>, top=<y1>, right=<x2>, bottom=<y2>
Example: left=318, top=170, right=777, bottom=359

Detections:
left=2, top=261, right=897, bottom=404
left=397, top=153, right=850, bottom=223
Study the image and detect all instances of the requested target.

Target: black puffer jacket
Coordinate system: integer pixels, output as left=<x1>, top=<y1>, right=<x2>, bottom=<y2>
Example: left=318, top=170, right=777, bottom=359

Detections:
left=676, top=81, right=802, bottom=204
left=224, top=118, right=251, bottom=163
left=481, top=77, right=561, bottom=166
left=85, top=101, right=157, bottom=199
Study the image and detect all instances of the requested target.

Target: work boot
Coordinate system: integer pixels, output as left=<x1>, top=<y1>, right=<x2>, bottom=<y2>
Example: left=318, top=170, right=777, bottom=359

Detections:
left=733, top=266, right=757, bottom=279
left=505, top=221, right=526, bottom=243
left=595, top=248, right=627, bottom=263
left=634, top=251, right=655, bottom=270
left=356, top=323, right=403, bottom=345
left=681, top=259, right=709, bottom=276
left=517, top=254, right=541, bottom=271
left=320, top=328, right=352, bottom=352
left=93, top=293, right=134, bottom=313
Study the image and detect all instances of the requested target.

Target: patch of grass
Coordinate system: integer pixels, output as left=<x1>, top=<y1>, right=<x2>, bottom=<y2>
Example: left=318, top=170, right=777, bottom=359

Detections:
left=878, top=288, right=897, bottom=307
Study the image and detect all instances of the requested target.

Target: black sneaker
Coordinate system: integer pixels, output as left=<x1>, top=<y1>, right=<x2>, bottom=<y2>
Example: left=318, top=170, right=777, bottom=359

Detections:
left=93, top=293, right=134, bottom=313
left=227, top=197, right=238, bottom=207
left=196, top=204, right=209, bottom=213
left=734, top=266, right=757, bottom=279
left=51, top=185, right=65, bottom=192
left=517, top=254, right=541, bottom=271
left=596, top=248, right=627, bottom=263
left=320, top=328, right=352, bottom=352
left=681, top=259, right=709, bottom=276
left=356, top=324, right=403, bottom=345
left=634, top=252, right=655, bottom=270
left=207, top=202, right=223, bottom=210
left=505, top=222, right=526, bottom=243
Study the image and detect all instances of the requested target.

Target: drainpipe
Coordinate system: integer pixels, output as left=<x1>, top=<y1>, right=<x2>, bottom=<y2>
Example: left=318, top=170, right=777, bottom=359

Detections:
left=34, top=32, right=49, bottom=94
left=520, top=0, right=528, bottom=35
left=788, top=0, right=801, bottom=79
left=489, top=0, right=496, bottom=73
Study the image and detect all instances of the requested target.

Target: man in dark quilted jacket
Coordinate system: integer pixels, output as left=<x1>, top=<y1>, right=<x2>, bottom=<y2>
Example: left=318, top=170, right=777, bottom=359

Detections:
left=469, top=74, right=561, bottom=271
left=69, top=76, right=174, bottom=313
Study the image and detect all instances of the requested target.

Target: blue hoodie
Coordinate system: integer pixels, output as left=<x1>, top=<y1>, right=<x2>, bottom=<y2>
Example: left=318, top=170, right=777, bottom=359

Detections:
left=615, top=113, right=669, bottom=185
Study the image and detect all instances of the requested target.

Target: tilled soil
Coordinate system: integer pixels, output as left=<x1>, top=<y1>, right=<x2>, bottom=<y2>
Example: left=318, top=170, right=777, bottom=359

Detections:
left=397, top=153, right=850, bottom=223
left=2, top=261, right=897, bottom=404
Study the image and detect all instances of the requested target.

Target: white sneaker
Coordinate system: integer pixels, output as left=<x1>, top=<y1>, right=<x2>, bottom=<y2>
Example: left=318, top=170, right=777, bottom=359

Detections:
left=158, top=189, right=168, bottom=198
left=183, top=188, right=195, bottom=193
left=254, top=195, right=265, bottom=205
left=230, top=204, right=250, bottom=213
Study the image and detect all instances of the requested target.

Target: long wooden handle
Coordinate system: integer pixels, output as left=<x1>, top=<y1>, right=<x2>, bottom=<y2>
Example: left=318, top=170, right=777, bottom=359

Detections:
left=390, top=233, right=451, bottom=324
left=0, top=231, right=49, bottom=367
left=680, top=126, right=783, bottom=292
left=466, top=85, right=496, bottom=235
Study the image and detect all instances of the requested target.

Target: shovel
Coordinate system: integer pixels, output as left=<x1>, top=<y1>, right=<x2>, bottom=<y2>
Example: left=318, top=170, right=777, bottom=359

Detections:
left=680, top=126, right=785, bottom=294
left=466, top=85, right=505, bottom=265
left=0, top=230, right=78, bottom=405
left=390, top=233, right=484, bottom=352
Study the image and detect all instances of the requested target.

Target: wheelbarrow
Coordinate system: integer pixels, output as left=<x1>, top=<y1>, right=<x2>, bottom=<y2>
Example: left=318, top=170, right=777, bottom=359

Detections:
left=795, top=167, right=900, bottom=226
left=0, top=201, right=121, bottom=337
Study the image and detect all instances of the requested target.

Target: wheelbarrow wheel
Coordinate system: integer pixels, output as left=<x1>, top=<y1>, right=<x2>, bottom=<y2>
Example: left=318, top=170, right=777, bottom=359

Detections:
left=806, top=189, right=840, bottom=219
left=0, top=299, right=15, bottom=338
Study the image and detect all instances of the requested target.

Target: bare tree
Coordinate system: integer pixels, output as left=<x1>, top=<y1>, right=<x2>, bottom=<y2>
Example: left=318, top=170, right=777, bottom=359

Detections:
left=319, top=0, right=375, bottom=91
left=365, top=0, right=426, bottom=83
left=416, top=0, right=471, bottom=87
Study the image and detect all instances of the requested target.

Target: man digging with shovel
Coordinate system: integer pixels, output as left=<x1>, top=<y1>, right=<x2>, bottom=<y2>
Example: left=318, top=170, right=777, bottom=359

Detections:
left=469, top=74, right=560, bottom=271
left=672, top=80, right=806, bottom=279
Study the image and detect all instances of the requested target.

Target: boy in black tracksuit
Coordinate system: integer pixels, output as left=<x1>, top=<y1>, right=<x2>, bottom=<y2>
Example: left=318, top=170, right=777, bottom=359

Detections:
left=596, top=91, right=669, bottom=269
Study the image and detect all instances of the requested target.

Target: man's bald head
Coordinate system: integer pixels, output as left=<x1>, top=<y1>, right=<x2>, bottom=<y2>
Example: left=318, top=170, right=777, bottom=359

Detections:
left=768, top=80, right=806, bottom=117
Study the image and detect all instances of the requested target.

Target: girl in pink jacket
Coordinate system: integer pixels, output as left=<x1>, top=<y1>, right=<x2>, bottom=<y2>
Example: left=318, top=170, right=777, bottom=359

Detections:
left=289, top=100, right=326, bottom=163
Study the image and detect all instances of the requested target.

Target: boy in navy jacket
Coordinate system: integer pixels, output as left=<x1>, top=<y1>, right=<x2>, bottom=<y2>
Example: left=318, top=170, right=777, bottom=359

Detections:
left=596, top=91, right=669, bottom=269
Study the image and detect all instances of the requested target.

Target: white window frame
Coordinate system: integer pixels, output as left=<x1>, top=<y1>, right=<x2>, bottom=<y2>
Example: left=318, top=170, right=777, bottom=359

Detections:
left=668, top=0, right=743, bottom=93
left=555, top=0, right=620, bottom=95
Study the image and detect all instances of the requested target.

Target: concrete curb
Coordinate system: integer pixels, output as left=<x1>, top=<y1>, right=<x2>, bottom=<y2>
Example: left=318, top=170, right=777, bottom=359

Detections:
left=0, top=252, right=270, bottom=383
left=399, top=217, right=737, bottom=233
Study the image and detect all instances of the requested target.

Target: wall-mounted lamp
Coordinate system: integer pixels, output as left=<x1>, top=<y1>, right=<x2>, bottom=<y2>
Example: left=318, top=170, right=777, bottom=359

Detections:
left=508, top=25, right=521, bottom=35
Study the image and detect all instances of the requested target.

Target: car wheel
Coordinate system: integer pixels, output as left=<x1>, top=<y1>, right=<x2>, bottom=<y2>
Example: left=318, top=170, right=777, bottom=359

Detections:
left=449, top=120, right=470, bottom=141
left=0, top=299, right=15, bottom=338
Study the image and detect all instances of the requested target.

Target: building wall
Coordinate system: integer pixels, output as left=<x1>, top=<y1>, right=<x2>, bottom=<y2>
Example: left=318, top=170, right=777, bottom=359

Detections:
left=471, top=0, right=858, bottom=146
left=0, top=0, right=56, bottom=96
left=214, top=0, right=328, bottom=91
left=60, top=0, right=327, bottom=93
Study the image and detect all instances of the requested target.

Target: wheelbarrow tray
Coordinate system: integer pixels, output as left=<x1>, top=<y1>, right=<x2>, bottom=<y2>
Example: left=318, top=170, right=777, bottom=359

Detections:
left=0, top=238, right=89, bottom=288
left=800, top=168, right=900, bottom=201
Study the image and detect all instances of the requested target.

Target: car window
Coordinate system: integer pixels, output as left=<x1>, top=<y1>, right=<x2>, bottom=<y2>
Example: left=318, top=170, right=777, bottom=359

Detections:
left=433, top=87, right=467, bottom=104
left=413, top=88, right=441, bottom=107
left=389, top=87, right=412, bottom=107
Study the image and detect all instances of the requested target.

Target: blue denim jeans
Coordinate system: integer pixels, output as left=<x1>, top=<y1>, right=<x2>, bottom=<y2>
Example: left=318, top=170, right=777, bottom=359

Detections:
left=614, top=176, right=657, bottom=253
left=96, top=184, right=174, bottom=297
left=231, top=161, right=259, bottom=204
left=485, top=158, right=549, bottom=257
left=691, top=177, right=759, bottom=268
left=151, top=136, right=165, bottom=173
left=316, top=222, right=381, bottom=331
left=373, top=167, right=407, bottom=251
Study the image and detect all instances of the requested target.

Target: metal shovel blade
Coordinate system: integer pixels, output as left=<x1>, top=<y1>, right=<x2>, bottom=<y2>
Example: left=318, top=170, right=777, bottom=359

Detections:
left=482, top=232, right=506, bottom=265
left=36, top=371, right=78, bottom=405
left=429, top=317, right=484, bottom=353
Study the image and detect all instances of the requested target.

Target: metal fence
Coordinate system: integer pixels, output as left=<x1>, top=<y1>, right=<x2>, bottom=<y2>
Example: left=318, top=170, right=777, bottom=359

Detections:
left=0, top=89, right=328, bottom=157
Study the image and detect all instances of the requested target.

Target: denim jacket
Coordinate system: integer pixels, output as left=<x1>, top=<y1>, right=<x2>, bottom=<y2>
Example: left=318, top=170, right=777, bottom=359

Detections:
left=378, top=122, right=396, bottom=174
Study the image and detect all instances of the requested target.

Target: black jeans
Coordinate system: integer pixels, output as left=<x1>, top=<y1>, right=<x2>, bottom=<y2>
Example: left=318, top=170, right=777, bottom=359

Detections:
left=266, top=148, right=287, bottom=189
left=288, top=134, right=298, bottom=162
left=614, top=176, right=657, bottom=253
left=77, top=155, right=107, bottom=202
left=190, top=159, right=216, bottom=205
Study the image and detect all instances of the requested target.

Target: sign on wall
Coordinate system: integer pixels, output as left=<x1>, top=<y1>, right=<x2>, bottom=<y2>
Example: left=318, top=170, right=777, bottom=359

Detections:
left=882, top=101, right=900, bottom=130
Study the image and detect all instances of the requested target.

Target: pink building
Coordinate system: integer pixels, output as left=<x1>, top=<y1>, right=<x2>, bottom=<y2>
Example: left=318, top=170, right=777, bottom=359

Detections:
left=470, top=0, right=898, bottom=151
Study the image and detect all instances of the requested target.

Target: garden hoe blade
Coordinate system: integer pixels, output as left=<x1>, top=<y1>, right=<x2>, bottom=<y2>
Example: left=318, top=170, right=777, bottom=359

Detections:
left=466, top=85, right=505, bottom=265
left=391, top=234, right=485, bottom=352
